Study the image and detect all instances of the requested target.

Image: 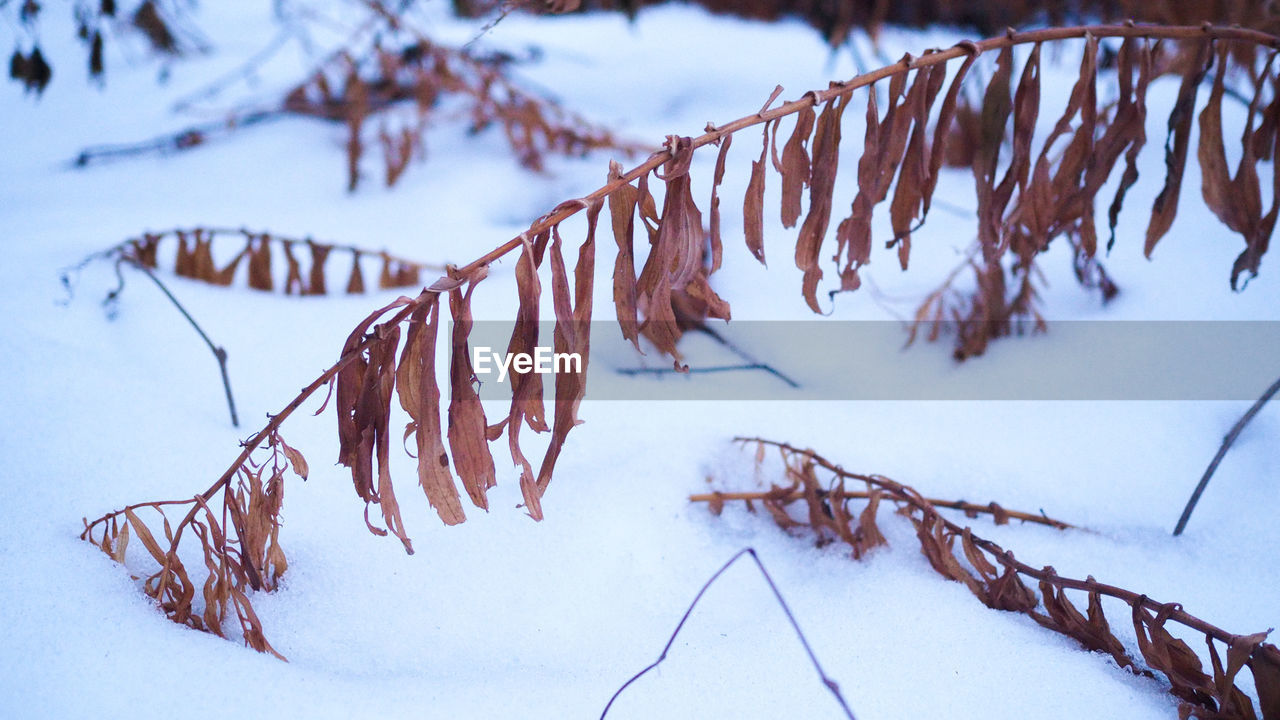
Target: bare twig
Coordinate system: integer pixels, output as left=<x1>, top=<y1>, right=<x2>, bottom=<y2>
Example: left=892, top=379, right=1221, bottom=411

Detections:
left=1173, top=373, right=1280, bottom=535
left=616, top=362, right=799, bottom=387
left=599, top=547, right=857, bottom=719
left=72, top=110, right=284, bottom=168
left=124, top=258, right=240, bottom=427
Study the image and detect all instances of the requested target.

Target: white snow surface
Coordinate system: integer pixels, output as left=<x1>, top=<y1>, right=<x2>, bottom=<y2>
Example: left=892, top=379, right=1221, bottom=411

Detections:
left=2, top=3, right=1278, bottom=719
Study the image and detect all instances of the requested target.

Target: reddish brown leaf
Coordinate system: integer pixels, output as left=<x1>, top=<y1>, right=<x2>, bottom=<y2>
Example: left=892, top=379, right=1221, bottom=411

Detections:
left=1146, top=40, right=1212, bottom=257
left=607, top=160, right=642, bottom=351
left=282, top=242, right=304, bottom=294
left=346, top=253, right=366, bottom=294
left=1252, top=643, right=1280, bottom=720
left=507, top=232, right=550, bottom=520
left=307, top=240, right=330, bottom=295
left=779, top=106, right=816, bottom=229
left=1106, top=37, right=1153, bottom=252
left=335, top=296, right=411, bottom=517
left=636, top=137, right=709, bottom=361
left=924, top=50, right=978, bottom=218
left=536, top=200, right=599, bottom=495
left=446, top=270, right=497, bottom=510
left=888, top=64, right=944, bottom=269
left=403, top=298, right=464, bottom=530
left=708, top=133, right=732, bottom=273
left=743, top=119, right=775, bottom=265
left=973, top=45, right=1014, bottom=263
left=247, top=233, right=273, bottom=291
left=795, top=94, right=848, bottom=312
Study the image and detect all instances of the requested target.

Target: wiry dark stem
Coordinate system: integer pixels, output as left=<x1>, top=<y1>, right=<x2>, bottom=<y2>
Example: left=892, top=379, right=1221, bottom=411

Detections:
left=126, top=259, right=240, bottom=427
left=599, top=547, right=857, bottom=719
left=1173, top=374, right=1280, bottom=536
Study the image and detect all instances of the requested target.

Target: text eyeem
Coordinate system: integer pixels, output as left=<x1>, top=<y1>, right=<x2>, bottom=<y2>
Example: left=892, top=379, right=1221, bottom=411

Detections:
left=472, top=346, right=582, bottom=382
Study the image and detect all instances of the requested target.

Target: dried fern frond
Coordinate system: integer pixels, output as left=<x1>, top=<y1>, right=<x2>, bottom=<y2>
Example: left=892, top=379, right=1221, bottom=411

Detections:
left=69, top=2, right=644, bottom=189
left=704, top=438, right=1280, bottom=720
left=61, top=228, right=446, bottom=427
left=72, top=226, right=441, bottom=296
left=82, top=428, right=305, bottom=658
left=280, top=31, right=643, bottom=191
left=83, top=24, right=1280, bottom=655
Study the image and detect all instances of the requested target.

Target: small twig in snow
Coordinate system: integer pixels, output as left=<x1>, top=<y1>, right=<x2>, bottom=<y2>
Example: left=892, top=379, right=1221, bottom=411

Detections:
left=1173, top=373, right=1280, bottom=536
left=599, top=547, right=856, bottom=719
left=123, top=258, right=241, bottom=428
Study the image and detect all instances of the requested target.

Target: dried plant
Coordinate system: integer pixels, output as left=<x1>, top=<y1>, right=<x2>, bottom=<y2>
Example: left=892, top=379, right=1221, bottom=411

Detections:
left=83, top=23, right=1280, bottom=654
left=6, top=0, right=194, bottom=94
left=62, top=227, right=443, bottom=427
left=74, top=226, right=443, bottom=296
left=82, top=428, right=306, bottom=658
left=68, top=2, right=642, bottom=190
left=601, top=547, right=857, bottom=718
left=281, top=33, right=639, bottom=191
left=694, top=438, right=1280, bottom=720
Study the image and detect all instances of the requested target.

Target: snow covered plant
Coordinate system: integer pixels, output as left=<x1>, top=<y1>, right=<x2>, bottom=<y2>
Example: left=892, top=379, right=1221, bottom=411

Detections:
left=695, top=439, right=1280, bottom=720
left=84, top=23, right=1280, bottom=663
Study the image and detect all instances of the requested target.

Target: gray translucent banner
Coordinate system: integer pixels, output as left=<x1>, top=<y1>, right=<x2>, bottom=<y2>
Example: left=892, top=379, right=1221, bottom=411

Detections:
left=454, top=321, right=1280, bottom=401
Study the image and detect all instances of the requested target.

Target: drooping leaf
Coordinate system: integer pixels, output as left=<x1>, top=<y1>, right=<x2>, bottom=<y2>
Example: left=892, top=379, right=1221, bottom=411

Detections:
left=796, top=93, right=848, bottom=311
left=1146, top=40, right=1212, bottom=257
left=446, top=269, right=498, bottom=510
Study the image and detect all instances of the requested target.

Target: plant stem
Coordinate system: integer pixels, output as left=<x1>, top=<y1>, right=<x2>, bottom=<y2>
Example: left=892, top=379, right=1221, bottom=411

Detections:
left=1173, top=373, right=1280, bottom=536
left=599, top=547, right=857, bottom=719
left=128, top=259, right=240, bottom=427
left=690, top=489, right=1072, bottom=529
left=735, top=437, right=1249, bottom=646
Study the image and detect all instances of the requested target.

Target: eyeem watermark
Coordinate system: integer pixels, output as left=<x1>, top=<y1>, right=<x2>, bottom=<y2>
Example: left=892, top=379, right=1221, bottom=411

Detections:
left=472, top=346, right=582, bottom=382
left=459, top=320, right=1280, bottom=400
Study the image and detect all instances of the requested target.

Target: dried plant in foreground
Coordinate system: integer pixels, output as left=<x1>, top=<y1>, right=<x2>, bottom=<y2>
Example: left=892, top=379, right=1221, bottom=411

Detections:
left=82, top=428, right=305, bottom=658
left=693, top=438, right=1280, bottom=719
left=83, top=24, right=1280, bottom=654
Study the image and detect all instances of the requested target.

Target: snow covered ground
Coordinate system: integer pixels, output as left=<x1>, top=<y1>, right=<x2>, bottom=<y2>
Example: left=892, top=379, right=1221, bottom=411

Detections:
left=1, top=3, right=1277, bottom=718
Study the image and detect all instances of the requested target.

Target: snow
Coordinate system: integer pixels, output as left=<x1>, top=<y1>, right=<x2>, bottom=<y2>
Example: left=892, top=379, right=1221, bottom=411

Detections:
left=1, top=3, right=1277, bottom=719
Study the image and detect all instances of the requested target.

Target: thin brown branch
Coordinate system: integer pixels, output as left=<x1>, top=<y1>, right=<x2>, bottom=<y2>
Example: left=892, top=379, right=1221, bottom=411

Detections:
left=691, top=489, right=1073, bottom=529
